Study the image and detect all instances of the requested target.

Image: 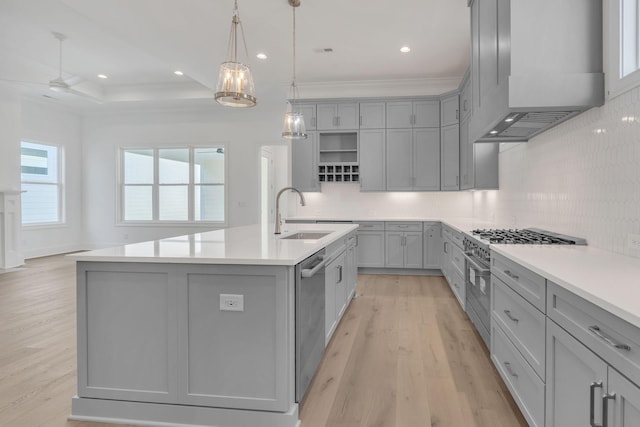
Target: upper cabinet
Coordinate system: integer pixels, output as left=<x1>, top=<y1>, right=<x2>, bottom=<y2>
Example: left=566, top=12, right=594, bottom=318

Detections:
left=468, top=0, right=604, bottom=142
left=316, top=102, right=359, bottom=130
left=359, top=102, right=386, bottom=129
left=291, top=131, right=320, bottom=192
left=460, top=75, right=472, bottom=122
left=386, top=100, right=439, bottom=129
left=440, top=94, right=460, bottom=127
left=293, top=103, right=317, bottom=131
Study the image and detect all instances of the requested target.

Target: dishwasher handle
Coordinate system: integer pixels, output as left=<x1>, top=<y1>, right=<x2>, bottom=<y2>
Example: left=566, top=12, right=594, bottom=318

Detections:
left=301, top=255, right=328, bottom=278
left=462, top=252, right=490, bottom=275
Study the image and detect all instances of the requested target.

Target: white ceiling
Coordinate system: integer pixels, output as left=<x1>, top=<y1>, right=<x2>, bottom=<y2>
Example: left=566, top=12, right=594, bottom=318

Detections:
left=0, top=0, right=470, bottom=110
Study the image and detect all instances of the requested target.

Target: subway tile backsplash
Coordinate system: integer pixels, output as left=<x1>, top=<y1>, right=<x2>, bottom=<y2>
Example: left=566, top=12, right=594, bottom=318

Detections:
left=473, top=87, right=640, bottom=256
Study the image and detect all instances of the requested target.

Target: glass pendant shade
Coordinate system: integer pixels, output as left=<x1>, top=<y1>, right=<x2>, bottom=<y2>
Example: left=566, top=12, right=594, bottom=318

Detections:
left=282, top=110, right=307, bottom=139
left=215, top=61, right=256, bottom=107
left=214, top=0, right=257, bottom=108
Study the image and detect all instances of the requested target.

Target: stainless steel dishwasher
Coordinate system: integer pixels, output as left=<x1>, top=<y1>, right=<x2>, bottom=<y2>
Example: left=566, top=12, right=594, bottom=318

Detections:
left=295, top=249, right=327, bottom=402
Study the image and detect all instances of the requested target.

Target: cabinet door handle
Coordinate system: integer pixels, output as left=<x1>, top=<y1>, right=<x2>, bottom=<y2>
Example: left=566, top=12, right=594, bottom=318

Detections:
left=504, top=310, right=519, bottom=323
left=444, top=241, right=448, bottom=254
left=503, top=361, right=518, bottom=378
left=588, top=325, right=632, bottom=351
left=504, top=270, right=520, bottom=280
left=456, top=109, right=459, bottom=120
left=590, top=382, right=604, bottom=427
left=602, top=393, right=616, bottom=427
left=337, top=265, right=343, bottom=283
left=456, top=175, right=459, bottom=186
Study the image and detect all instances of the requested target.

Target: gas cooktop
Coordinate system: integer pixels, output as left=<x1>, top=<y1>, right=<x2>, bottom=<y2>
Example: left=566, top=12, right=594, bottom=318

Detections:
left=468, top=227, right=587, bottom=246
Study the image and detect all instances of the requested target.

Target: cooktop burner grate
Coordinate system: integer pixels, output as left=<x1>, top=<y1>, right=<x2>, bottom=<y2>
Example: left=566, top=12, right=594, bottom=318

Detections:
left=470, top=228, right=587, bottom=245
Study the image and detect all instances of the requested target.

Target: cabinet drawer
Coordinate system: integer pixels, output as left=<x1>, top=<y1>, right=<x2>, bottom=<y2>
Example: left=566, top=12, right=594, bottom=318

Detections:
left=491, top=252, right=546, bottom=312
left=442, top=224, right=463, bottom=248
left=385, top=222, right=423, bottom=232
left=356, top=221, right=385, bottom=231
left=547, top=281, right=640, bottom=388
left=492, top=323, right=545, bottom=427
left=492, top=277, right=546, bottom=380
left=450, top=244, right=465, bottom=277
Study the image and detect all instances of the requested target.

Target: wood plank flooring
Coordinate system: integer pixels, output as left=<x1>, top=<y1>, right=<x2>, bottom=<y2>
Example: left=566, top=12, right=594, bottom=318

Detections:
left=0, top=255, right=527, bottom=427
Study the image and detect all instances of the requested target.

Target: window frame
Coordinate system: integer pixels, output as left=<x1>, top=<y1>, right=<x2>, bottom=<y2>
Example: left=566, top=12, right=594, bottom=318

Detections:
left=608, top=0, right=640, bottom=98
left=117, top=145, right=228, bottom=226
left=20, top=140, right=65, bottom=227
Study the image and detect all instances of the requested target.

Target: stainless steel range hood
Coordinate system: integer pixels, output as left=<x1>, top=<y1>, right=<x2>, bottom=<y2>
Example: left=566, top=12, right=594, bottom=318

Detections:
left=469, top=0, right=604, bottom=143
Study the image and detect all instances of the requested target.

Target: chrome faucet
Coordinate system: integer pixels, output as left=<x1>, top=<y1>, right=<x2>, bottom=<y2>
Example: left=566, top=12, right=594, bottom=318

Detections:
left=274, top=187, right=306, bottom=234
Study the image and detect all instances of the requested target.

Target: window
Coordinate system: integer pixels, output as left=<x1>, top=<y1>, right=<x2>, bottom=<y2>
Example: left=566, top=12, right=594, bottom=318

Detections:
left=120, top=146, right=226, bottom=223
left=20, top=141, right=63, bottom=225
left=609, top=0, right=640, bottom=97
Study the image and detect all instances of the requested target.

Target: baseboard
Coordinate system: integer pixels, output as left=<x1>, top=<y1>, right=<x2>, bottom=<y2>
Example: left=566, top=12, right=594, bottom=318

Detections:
left=358, top=267, right=444, bottom=276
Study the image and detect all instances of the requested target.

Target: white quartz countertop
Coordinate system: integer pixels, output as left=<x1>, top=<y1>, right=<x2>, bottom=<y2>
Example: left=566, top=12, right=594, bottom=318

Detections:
left=492, top=244, right=640, bottom=329
left=67, top=223, right=358, bottom=266
left=288, top=216, right=499, bottom=232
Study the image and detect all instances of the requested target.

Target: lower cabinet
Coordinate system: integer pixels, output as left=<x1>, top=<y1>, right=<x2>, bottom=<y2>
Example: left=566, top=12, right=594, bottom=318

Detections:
left=423, top=222, right=442, bottom=269
left=356, top=230, right=385, bottom=267
left=384, top=231, right=423, bottom=269
left=325, top=249, right=346, bottom=344
left=546, top=320, right=608, bottom=427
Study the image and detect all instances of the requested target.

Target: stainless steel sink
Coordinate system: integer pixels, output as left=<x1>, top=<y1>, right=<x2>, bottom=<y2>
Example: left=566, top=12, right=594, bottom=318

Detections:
left=280, top=232, right=331, bottom=240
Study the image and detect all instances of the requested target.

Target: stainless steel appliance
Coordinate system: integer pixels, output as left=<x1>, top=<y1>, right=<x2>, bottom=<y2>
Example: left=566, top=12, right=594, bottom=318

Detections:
left=463, top=228, right=587, bottom=349
left=295, top=249, right=327, bottom=402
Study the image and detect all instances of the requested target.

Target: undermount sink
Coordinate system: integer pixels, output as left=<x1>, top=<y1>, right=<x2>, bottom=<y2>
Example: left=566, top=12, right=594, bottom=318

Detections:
left=280, top=232, right=331, bottom=240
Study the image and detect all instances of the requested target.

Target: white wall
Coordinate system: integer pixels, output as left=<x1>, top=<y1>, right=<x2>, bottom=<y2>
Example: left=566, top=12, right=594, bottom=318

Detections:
left=472, top=87, right=640, bottom=256
left=20, top=100, right=84, bottom=258
left=81, top=102, right=289, bottom=247
left=0, top=87, right=21, bottom=191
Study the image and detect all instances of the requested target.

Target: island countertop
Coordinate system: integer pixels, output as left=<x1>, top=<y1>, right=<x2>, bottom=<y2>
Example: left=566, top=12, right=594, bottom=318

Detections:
left=67, top=223, right=359, bottom=266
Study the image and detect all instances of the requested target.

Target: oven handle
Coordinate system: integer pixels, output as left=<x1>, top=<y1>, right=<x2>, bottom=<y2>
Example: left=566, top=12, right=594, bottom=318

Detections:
left=463, top=252, right=491, bottom=275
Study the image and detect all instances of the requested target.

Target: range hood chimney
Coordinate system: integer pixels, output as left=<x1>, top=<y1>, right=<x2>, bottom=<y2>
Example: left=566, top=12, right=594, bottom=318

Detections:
left=469, top=0, right=604, bottom=143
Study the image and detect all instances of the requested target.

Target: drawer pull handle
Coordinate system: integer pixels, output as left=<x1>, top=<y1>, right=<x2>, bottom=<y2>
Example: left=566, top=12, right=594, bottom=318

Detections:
left=503, top=361, right=518, bottom=378
left=588, top=325, right=632, bottom=351
left=504, top=270, right=520, bottom=280
left=504, top=310, right=519, bottom=323
left=590, top=381, right=604, bottom=427
left=602, top=393, right=616, bottom=427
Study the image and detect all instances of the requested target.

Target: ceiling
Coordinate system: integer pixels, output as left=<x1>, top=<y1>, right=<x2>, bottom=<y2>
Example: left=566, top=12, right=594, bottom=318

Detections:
left=0, top=0, right=471, bottom=111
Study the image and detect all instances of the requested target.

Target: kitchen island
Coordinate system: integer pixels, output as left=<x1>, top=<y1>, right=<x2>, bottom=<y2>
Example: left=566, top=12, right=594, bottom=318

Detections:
left=67, top=223, right=358, bottom=427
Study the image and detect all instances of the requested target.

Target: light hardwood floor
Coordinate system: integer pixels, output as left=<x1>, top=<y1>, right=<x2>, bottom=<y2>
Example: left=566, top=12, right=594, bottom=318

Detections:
left=0, top=255, right=527, bottom=427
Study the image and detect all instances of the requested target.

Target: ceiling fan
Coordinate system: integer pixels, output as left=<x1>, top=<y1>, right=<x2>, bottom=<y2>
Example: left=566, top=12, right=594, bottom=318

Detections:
left=0, top=31, right=102, bottom=103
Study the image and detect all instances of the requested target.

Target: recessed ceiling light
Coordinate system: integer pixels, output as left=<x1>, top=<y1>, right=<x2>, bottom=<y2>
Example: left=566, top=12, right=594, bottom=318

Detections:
left=400, top=46, right=411, bottom=53
left=174, top=70, right=184, bottom=76
left=97, top=74, right=108, bottom=79
left=489, top=130, right=499, bottom=134
left=256, top=53, right=267, bottom=60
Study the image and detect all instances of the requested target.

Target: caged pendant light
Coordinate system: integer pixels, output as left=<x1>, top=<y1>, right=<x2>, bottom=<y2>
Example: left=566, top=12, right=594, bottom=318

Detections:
left=215, top=0, right=257, bottom=107
left=282, top=0, right=307, bottom=139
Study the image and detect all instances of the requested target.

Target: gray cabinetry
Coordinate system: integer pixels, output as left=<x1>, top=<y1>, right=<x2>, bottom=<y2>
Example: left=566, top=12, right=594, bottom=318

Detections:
left=546, top=320, right=608, bottom=427
left=384, top=222, right=423, bottom=269
left=441, top=224, right=465, bottom=308
left=317, top=102, right=359, bottom=130
left=76, top=262, right=291, bottom=413
left=386, top=100, right=439, bottom=129
left=460, top=116, right=499, bottom=191
left=291, top=131, right=319, bottom=192
left=359, top=102, right=386, bottom=129
left=293, top=103, right=317, bottom=131
left=423, top=222, right=442, bottom=269
left=386, top=128, right=440, bottom=191
left=359, top=129, right=386, bottom=191
left=356, top=222, right=385, bottom=268
left=607, top=368, right=640, bottom=427
left=440, top=93, right=460, bottom=127
left=440, top=124, right=460, bottom=191
left=460, top=74, right=471, bottom=121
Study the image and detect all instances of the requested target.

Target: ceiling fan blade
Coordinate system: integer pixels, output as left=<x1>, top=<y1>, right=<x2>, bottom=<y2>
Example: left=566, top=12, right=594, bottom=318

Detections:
left=0, top=77, right=48, bottom=87
left=65, top=86, right=103, bottom=104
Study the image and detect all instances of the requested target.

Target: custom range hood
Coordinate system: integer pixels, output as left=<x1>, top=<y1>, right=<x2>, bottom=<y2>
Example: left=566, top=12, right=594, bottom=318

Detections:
left=469, top=0, right=604, bottom=143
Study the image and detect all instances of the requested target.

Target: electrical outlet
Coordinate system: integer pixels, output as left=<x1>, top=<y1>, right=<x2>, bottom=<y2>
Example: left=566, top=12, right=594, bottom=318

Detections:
left=219, top=294, right=244, bottom=312
left=628, top=234, right=640, bottom=252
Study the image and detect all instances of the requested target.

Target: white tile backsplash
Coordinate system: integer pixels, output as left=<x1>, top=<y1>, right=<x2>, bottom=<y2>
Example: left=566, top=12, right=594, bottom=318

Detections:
left=473, top=86, right=640, bottom=256
left=291, top=183, right=472, bottom=219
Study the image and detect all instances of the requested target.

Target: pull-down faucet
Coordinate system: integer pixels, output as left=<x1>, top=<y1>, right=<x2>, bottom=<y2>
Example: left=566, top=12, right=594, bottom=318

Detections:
left=274, top=187, right=306, bottom=234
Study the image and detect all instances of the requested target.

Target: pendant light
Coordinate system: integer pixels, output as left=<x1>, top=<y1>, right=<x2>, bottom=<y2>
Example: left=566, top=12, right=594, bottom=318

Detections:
left=282, top=0, right=307, bottom=139
left=215, top=0, right=257, bottom=108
